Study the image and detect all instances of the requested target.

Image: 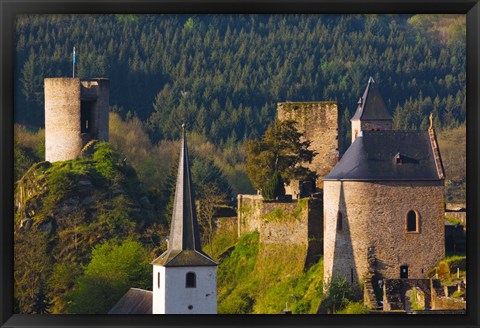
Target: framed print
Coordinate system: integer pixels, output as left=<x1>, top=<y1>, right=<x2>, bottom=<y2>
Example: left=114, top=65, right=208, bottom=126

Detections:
left=1, top=0, right=479, bottom=327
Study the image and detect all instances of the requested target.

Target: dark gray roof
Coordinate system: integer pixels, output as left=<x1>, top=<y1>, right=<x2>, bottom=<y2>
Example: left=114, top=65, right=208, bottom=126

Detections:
left=351, top=77, right=393, bottom=121
left=152, top=126, right=216, bottom=267
left=151, top=249, right=218, bottom=266
left=325, top=130, right=443, bottom=181
left=108, top=288, right=152, bottom=314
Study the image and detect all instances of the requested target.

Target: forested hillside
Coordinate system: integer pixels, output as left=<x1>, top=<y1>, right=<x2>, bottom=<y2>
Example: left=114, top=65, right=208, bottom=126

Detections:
left=13, top=14, right=467, bottom=314
left=16, top=14, right=466, bottom=151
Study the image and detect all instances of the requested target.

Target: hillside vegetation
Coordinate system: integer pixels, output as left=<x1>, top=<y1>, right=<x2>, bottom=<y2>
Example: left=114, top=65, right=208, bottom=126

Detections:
left=14, top=142, right=164, bottom=313
left=214, top=231, right=324, bottom=314
left=16, top=14, right=465, bottom=152
left=13, top=13, right=467, bottom=314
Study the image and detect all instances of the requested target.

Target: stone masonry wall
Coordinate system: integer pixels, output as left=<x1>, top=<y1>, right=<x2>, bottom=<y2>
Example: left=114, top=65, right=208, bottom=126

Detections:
left=277, top=102, right=339, bottom=189
left=45, top=78, right=83, bottom=163
left=351, top=119, right=392, bottom=143
left=323, top=180, right=445, bottom=286
left=237, top=195, right=323, bottom=268
left=45, top=78, right=109, bottom=163
left=82, top=78, right=109, bottom=142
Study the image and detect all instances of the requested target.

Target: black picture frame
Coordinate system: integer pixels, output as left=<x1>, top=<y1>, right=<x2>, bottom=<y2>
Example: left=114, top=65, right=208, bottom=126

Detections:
left=1, top=1, right=479, bottom=327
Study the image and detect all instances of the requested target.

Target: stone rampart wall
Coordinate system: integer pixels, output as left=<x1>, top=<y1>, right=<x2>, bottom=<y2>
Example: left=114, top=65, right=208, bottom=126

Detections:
left=237, top=194, right=323, bottom=268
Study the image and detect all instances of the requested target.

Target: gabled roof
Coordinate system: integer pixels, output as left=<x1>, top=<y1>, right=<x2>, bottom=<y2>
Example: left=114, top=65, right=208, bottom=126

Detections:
left=108, top=288, right=152, bottom=314
left=325, top=130, right=443, bottom=181
left=151, top=125, right=217, bottom=267
left=351, top=77, right=393, bottom=121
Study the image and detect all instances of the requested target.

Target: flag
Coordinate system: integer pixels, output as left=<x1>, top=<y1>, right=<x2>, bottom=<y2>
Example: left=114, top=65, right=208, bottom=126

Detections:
left=73, top=47, right=76, bottom=65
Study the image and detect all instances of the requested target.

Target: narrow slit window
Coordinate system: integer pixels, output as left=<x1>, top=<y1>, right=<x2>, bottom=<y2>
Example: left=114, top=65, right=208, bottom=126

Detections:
left=157, top=272, right=160, bottom=289
left=186, top=272, right=196, bottom=288
left=337, top=212, right=343, bottom=231
left=80, top=101, right=93, bottom=133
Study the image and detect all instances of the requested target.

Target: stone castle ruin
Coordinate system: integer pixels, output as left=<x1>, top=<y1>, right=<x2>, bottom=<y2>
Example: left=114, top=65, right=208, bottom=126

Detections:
left=277, top=101, right=339, bottom=193
left=44, top=77, right=109, bottom=163
left=237, top=77, right=463, bottom=312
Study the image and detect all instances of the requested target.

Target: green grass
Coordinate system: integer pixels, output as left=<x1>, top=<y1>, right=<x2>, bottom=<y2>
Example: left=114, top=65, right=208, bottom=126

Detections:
left=334, top=301, right=370, bottom=314
left=445, top=217, right=465, bottom=227
left=209, top=222, right=239, bottom=260
left=215, top=230, right=324, bottom=314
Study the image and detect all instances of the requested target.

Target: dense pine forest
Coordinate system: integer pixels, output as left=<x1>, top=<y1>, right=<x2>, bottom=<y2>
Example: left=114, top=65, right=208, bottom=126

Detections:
left=13, top=14, right=466, bottom=314
left=16, top=14, right=465, bottom=149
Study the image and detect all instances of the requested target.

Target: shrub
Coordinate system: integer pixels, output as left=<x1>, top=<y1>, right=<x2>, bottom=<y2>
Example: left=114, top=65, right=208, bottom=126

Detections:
left=335, top=301, right=370, bottom=314
left=261, top=171, right=285, bottom=200
left=321, top=278, right=362, bottom=313
left=93, top=142, right=122, bottom=181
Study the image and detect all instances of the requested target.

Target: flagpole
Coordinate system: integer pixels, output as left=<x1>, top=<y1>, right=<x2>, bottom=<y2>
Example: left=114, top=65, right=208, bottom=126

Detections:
left=73, top=47, right=76, bottom=78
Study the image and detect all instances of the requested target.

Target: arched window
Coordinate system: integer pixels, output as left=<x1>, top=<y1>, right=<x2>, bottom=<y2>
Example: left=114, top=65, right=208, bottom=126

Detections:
left=337, top=212, right=343, bottom=231
left=186, top=272, right=196, bottom=288
left=406, top=210, right=419, bottom=232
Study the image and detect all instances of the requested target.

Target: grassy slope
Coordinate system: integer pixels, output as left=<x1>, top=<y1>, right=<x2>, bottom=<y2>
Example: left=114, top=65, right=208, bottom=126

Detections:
left=213, top=230, right=324, bottom=314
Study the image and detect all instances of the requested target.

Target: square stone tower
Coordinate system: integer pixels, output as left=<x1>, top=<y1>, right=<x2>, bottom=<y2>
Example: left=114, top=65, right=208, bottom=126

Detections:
left=277, top=101, right=339, bottom=192
left=44, top=77, right=109, bottom=163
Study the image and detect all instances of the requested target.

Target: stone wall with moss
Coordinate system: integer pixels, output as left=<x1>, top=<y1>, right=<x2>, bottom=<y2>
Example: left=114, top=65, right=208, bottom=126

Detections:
left=277, top=102, right=339, bottom=189
left=237, top=194, right=323, bottom=269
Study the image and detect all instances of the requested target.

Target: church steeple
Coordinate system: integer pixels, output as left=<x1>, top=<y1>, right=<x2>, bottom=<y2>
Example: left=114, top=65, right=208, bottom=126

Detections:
left=152, top=125, right=217, bottom=314
left=351, top=77, right=393, bottom=143
left=152, top=125, right=216, bottom=267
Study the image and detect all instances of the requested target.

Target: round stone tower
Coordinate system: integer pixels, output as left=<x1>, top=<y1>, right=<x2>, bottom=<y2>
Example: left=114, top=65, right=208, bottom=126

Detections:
left=44, top=77, right=109, bottom=163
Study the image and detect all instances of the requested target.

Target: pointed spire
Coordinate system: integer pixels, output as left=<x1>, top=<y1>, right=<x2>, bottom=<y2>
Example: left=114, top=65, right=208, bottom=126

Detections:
left=167, top=123, right=202, bottom=251
left=351, top=76, right=392, bottom=122
left=152, top=125, right=216, bottom=267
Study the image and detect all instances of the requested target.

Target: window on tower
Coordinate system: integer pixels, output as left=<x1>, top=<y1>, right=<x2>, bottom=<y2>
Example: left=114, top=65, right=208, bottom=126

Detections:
left=406, top=210, right=419, bottom=232
left=80, top=101, right=93, bottom=133
left=337, top=211, right=343, bottom=231
left=186, top=272, right=196, bottom=288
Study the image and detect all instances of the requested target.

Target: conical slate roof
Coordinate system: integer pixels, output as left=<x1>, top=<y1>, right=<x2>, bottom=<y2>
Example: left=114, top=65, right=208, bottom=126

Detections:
left=351, top=77, right=392, bottom=121
left=152, top=126, right=217, bottom=267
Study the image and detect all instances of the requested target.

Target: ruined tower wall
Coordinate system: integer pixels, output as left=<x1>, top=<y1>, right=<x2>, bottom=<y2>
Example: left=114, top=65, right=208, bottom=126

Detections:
left=45, top=78, right=83, bottom=163
left=277, top=102, right=339, bottom=189
left=45, top=78, right=109, bottom=163
left=323, top=180, right=445, bottom=286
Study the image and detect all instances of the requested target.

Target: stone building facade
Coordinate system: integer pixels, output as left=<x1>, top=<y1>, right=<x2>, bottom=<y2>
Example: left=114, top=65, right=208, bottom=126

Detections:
left=44, top=77, right=109, bottom=163
left=323, top=180, right=445, bottom=285
left=277, top=101, right=339, bottom=191
left=323, top=78, right=445, bottom=288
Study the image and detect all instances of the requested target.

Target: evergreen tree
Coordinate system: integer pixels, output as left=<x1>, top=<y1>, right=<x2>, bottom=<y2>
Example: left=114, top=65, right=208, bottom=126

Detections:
left=32, top=280, right=51, bottom=314
left=245, top=119, right=316, bottom=191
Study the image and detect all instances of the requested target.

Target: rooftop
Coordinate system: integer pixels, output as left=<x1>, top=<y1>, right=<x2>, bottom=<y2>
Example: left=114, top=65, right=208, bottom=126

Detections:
left=108, top=288, right=152, bottom=314
left=351, top=77, right=393, bottom=121
left=325, top=130, right=443, bottom=181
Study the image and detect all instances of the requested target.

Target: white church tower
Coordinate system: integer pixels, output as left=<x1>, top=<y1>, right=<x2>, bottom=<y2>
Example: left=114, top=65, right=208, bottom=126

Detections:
left=151, top=125, right=218, bottom=314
